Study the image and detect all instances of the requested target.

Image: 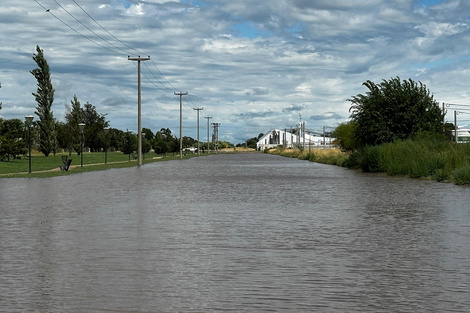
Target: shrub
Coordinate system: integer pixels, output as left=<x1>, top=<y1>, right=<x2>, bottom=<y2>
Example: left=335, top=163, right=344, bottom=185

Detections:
left=355, top=146, right=384, bottom=172
left=432, top=168, right=450, bottom=182
left=452, top=164, right=470, bottom=185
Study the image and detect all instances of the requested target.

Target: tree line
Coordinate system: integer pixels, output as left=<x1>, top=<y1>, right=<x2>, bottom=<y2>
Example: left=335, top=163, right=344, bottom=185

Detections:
left=3, top=47, right=451, bottom=162
left=0, top=46, right=205, bottom=161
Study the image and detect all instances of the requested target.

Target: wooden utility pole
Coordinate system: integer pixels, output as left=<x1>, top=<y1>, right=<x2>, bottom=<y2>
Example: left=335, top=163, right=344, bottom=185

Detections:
left=455, top=110, right=459, bottom=143
left=128, top=56, right=150, bottom=166
left=204, top=116, right=212, bottom=153
left=174, top=91, right=188, bottom=158
left=193, top=107, right=203, bottom=155
left=212, top=122, right=220, bottom=154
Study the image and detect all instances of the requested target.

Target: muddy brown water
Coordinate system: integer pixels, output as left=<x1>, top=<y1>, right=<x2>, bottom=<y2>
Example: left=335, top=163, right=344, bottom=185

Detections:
left=1, top=153, right=469, bottom=312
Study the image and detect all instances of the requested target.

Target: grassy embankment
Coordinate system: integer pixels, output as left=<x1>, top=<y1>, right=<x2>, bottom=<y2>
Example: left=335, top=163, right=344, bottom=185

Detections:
left=0, top=147, right=255, bottom=178
left=0, top=151, right=199, bottom=178
left=267, top=136, right=470, bottom=185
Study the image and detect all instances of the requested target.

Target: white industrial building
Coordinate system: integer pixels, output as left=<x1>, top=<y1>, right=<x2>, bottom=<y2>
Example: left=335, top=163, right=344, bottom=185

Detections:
left=452, top=129, right=470, bottom=143
left=256, top=128, right=336, bottom=151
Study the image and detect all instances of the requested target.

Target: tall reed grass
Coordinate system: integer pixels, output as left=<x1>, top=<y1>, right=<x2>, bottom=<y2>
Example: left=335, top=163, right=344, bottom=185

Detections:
left=348, top=134, right=470, bottom=184
left=268, top=147, right=349, bottom=166
left=267, top=134, right=470, bottom=185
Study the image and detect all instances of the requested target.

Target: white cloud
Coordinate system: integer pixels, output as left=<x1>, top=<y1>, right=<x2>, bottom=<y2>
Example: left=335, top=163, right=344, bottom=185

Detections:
left=1, top=0, right=470, bottom=142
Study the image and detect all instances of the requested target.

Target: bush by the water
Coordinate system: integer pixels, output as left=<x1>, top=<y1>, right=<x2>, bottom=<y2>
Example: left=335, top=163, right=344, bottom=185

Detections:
left=347, top=133, right=470, bottom=184
left=268, top=133, right=470, bottom=185
left=452, top=164, right=470, bottom=185
left=268, top=147, right=349, bottom=166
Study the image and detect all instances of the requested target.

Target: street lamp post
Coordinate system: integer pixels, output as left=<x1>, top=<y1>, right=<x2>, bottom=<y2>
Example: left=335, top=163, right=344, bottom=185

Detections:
left=142, top=132, right=146, bottom=161
left=104, top=127, right=109, bottom=164
left=127, top=130, right=132, bottom=162
left=25, top=115, right=34, bottom=173
left=79, top=123, right=85, bottom=168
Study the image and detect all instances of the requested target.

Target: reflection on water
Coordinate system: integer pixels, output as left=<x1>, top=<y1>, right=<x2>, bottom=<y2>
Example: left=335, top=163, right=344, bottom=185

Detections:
left=1, top=153, right=470, bottom=312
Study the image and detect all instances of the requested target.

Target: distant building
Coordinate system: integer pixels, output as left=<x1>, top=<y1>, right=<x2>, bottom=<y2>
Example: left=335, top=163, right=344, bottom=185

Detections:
left=452, top=129, right=470, bottom=143
left=256, top=128, right=336, bottom=151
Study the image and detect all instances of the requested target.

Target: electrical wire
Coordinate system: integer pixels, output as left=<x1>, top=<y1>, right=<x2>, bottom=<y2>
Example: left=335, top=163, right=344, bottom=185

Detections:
left=52, top=0, right=128, bottom=55
left=33, top=0, right=214, bottom=121
left=71, top=0, right=143, bottom=56
left=33, top=0, right=119, bottom=54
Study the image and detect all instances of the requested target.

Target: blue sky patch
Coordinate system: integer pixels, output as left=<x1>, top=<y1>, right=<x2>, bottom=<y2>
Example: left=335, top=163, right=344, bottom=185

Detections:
left=230, top=21, right=273, bottom=39
left=418, top=0, right=444, bottom=6
left=285, top=22, right=305, bottom=38
left=414, top=58, right=453, bottom=72
left=116, top=0, right=131, bottom=9
left=180, top=0, right=211, bottom=8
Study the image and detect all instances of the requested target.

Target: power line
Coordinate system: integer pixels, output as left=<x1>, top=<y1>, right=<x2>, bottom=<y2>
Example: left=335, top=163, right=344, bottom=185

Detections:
left=33, top=0, right=119, bottom=54
left=69, top=0, right=181, bottom=93
left=33, top=0, right=215, bottom=123
left=444, top=102, right=470, bottom=108
left=150, top=59, right=178, bottom=91
left=52, top=0, right=128, bottom=55
left=143, top=62, right=173, bottom=91
left=33, top=0, right=179, bottom=91
left=71, top=0, right=143, bottom=56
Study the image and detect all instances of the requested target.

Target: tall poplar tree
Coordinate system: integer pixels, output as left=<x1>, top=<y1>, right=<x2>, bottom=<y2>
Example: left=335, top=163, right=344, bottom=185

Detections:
left=65, top=95, right=83, bottom=155
left=31, top=45, right=55, bottom=156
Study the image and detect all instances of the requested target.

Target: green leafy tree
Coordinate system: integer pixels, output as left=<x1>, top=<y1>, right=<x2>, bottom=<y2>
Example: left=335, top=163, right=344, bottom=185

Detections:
left=246, top=137, right=258, bottom=149
left=31, top=45, right=55, bottom=156
left=55, top=120, right=68, bottom=152
left=142, top=137, right=152, bottom=154
left=122, top=132, right=137, bottom=155
left=142, top=127, right=154, bottom=141
left=0, top=119, right=26, bottom=161
left=64, top=95, right=83, bottom=155
left=153, top=140, right=169, bottom=156
left=82, top=102, right=108, bottom=152
left=108, top=128, right=124, bottom=152
left=349, top=77, right=443, bottom=147
left=142, top=127, right=154, bottom=154
left=218, top=141, right=234, bottom=149
left=182, top=136, right=197, bottom=148
left=332, top=121, right=360, bottom=151
left=155, top=128, right=178, bottom=153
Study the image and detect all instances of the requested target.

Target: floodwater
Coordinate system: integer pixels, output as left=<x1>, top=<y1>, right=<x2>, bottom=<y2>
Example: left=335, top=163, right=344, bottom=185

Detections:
left=1, top=153, right=470, bottom=312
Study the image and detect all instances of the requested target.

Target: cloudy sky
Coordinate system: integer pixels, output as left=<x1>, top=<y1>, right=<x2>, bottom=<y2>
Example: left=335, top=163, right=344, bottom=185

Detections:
left=2, top=0, right=470, bottom=144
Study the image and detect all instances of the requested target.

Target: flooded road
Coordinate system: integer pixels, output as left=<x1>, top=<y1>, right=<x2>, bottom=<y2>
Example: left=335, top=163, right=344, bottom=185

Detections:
left=1, top=153, right=470, bottom=312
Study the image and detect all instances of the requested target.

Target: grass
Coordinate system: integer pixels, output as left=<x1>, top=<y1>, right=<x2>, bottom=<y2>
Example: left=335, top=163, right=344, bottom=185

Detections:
left=343, top=135, right=470, bottom=185
left=0, top=151, right=200, bottom=178
left=267, top=147, right=348, bottom=166
left=266, top=135, right=470, bottom=185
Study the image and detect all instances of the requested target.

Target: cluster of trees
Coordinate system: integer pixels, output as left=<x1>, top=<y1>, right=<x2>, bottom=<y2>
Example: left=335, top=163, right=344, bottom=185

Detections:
left=0, top=45, right=203, bottom=162
left=0, top=119, right=27, bottom=161
left=333, top=77, right=448, bottom=151
left=236, top=133, right=264, bottom=149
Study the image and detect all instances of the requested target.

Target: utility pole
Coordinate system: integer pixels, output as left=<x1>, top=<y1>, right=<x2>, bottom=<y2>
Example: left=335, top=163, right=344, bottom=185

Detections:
left=455, top=110, right=459, bottom=143
left=284, top=128, right=287, bottom=149
left=204, top=116, right=212, bottom=153
left=212, top=122, right=220, bottom=154
left=290, top=127, right=293, bottom=149
left=174, top=91, right=188, bottom=158
left=193, top=107, right=203, bottom=155
left=128, top=55, right=150, bottom=166
left=302, top=121, right=306, bottom=150
left=442, top=102, right=447, bottom=134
